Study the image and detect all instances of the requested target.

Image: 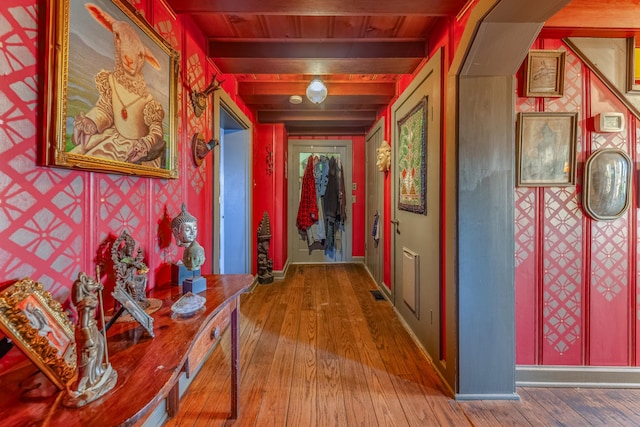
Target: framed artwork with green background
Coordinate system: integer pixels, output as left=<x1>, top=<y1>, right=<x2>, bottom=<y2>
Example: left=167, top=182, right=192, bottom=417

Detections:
left=397, top=97, right=427, bottom=214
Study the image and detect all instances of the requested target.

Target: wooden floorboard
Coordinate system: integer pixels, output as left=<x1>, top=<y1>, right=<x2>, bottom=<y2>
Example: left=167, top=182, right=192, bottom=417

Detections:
left=168, top=264, right=640, bottom=427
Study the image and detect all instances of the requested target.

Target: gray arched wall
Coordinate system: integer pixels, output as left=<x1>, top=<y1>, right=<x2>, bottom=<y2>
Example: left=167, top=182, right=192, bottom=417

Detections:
left=447, top=0, right=571, bottom=399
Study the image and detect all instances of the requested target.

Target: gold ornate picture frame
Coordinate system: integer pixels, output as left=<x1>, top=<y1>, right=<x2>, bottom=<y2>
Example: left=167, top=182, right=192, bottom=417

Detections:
left=42, top=0, right=179, bottom=178
left=525, top=50, right=566, bottom=97
left=0, top=279, right=76, bottom=389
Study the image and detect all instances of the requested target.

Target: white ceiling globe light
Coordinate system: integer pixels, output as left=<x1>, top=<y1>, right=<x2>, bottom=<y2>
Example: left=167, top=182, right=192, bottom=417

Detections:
left=306, top=76, right=327, bottom=104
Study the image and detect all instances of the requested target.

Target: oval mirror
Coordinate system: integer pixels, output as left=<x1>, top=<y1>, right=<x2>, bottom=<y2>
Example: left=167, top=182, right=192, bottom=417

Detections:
left=583, top=148, right=632, bottom=221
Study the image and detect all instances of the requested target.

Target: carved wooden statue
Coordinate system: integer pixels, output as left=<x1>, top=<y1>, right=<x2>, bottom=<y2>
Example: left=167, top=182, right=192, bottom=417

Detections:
left=257, top=211, right=274, bottom=284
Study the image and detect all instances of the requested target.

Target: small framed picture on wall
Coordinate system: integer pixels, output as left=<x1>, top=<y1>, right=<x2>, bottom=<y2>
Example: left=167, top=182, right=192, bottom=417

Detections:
left=516, top=112, right=577, bottom=187
left=525, top=50, right=566, bottom=97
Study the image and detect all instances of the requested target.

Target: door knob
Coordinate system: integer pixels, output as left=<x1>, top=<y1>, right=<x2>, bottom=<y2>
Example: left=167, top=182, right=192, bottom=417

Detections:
left=390, top=219, right=400, bottom=234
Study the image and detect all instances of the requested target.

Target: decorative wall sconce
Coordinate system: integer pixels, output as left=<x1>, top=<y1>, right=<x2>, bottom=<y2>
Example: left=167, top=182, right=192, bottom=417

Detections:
left=190, top=74, right=225, bottom=118
left=306, top=76, right=327, bottom=104
left=192, top=133, right=219, bottom=166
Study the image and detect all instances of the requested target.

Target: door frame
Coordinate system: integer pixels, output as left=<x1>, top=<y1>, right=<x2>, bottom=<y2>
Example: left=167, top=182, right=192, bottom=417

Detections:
left=365, top=117, right=385, bottom=293
left=390, top=48, right=443, bottom=360
left=212, top=89, right=253, bottom=274
left=287, top=139, right=352, bottom=264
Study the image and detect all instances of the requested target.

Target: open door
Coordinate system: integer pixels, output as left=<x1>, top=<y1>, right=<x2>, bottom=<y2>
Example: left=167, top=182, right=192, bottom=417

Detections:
left=288, top=139, right=352, bottom=263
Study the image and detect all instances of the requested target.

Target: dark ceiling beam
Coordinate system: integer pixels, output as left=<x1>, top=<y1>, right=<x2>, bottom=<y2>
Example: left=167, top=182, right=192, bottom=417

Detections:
left=167, top=0, right=463, bottom=16
left=258, top=110, right=377, bottom=123
left=285, top=126, right=369, bottom=136
left=284, top=119, right=373, bottom=127
left=213, top=58, right=422, bottom=74
left=238, top=81, right=395, bottom=96
left=248, top=101, right=384, bottom=110
left=239, top=94, right=393, bottom=106
left=209, top=40, right=426, bottom=58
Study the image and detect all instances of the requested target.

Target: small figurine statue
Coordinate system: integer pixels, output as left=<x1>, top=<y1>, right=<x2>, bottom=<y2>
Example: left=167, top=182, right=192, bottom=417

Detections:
left=112, top=229, right=149, bottom=308
left=257, top=211, right=274, bottom=284
left=171, top=203, right=198, bottom=248
left=184, top=240, right=206, bottom=271
left=171, top=203, right=207, bottom=293
left=376, top=140, right=391, bottom=172
left=64, top=272, right=117, bottom=407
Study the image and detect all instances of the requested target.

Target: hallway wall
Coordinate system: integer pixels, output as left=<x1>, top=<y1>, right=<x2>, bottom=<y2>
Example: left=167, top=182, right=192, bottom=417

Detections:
left=253, top=123, right=288, bottom=272
left=0, top=0, right=252, bottom=331
left=515, top=37, right=640, bottom=367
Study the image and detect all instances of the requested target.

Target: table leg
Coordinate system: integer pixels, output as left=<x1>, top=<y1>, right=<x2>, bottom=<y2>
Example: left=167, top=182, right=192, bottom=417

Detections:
left=230, top=299, right=239, bottom=419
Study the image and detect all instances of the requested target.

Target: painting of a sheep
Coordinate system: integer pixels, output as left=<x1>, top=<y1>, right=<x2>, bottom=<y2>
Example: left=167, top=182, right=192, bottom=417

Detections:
left=70, top=2, right=167, bottom=167
left=44, top=0, right=178, bottom=177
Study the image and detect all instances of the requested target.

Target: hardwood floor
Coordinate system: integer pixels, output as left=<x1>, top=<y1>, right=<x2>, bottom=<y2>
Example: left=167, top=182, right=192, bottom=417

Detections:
left=166, top=264, right=640, bottom=426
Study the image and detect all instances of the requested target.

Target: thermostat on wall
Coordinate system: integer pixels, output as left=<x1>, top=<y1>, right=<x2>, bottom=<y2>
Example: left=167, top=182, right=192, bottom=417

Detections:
left=595, top=112, right=625, bottom=133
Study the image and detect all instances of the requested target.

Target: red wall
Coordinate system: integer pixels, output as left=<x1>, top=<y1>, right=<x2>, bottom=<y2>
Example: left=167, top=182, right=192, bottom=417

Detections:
left=0, top=0, right=252, bottom=368
left=253, top=124, right=288, bottom=271
left=515, top=37, right=640, bottom=366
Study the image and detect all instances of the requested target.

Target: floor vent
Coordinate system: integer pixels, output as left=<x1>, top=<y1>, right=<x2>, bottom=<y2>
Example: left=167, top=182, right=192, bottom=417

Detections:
left=370, top=290, right=385, bottom=301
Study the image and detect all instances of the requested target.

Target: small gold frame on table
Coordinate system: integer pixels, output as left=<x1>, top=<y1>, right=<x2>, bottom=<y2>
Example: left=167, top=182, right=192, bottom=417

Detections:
left=0, top=278, right=76, bottom=389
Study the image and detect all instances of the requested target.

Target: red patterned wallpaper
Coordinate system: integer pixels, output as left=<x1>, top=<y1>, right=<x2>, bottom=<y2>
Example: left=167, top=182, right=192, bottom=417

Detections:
left=0, top=0, right=221, bottom=371
left=515, top=38, right=639, bottom=366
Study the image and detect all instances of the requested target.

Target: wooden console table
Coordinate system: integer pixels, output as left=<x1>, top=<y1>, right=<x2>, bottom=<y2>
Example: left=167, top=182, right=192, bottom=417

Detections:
left=0, top=274, right=252, bottom=426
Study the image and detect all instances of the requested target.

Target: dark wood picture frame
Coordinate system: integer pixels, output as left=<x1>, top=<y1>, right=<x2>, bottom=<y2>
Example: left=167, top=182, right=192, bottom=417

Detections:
left=627, top=37, right=640, bottom=93
left=525, top=50, right=566, bottom=97
left=516, top=112, right=577, bottom=187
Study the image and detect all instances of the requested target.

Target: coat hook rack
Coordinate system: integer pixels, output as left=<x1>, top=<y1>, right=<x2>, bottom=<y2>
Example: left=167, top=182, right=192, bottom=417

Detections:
left=190, top=73, right=225, bottom=118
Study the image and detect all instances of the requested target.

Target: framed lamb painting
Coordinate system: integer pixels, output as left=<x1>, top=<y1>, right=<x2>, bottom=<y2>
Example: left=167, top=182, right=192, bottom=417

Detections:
left=42, top=0, right=179, bottom=178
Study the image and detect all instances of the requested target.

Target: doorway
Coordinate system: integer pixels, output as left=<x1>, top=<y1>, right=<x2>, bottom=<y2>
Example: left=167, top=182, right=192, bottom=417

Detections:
left=212, top=93, right=252, bottom=274
left=288, top=139, right=352, bottom=263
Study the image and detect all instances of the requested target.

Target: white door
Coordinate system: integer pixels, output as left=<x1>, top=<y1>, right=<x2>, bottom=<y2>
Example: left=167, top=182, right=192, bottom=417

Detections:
left=288, top=139, right=352, bottom=263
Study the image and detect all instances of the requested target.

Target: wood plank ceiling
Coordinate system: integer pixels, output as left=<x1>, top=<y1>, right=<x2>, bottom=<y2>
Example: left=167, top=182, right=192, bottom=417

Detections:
left=165, top=0, right=471, bottom=135
left=164, top=0, right=640, bottom=135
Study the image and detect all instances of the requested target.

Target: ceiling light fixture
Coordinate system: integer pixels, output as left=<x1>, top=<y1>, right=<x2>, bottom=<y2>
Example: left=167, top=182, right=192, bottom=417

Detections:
left=289, top=95, right=303, bottom=104
left=306, top=76, right=327, bottom=104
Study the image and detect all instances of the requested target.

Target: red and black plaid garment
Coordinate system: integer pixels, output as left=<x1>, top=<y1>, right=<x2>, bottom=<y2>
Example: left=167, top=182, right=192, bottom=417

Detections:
left=296, top=155, right=318, bottom=233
